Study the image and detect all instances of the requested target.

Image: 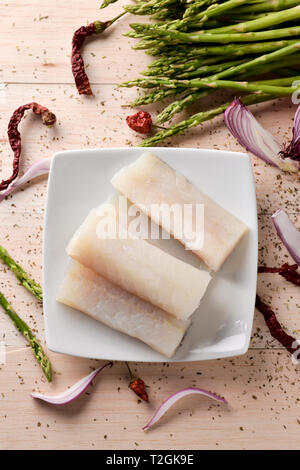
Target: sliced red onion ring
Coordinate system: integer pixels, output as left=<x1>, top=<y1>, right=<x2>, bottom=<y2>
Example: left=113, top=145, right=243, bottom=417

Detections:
left=31, top=361, right=113, bottom=405
left=143, top=387, right=227, bottom=431
left=272, top=209, right=300, bottom=265
left=0, top=158, right=51, bottom=202
left=224, top=99, right=297, bottom=173
left=281, top=105, right=300, bottom=161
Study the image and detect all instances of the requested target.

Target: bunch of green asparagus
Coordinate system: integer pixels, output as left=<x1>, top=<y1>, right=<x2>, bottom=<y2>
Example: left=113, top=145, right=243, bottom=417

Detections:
left=102, top=0, right=300, bottom=146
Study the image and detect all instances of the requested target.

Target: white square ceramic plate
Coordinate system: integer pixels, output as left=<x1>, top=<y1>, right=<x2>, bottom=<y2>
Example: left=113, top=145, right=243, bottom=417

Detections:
left=43, top=147, right=257, bottom=362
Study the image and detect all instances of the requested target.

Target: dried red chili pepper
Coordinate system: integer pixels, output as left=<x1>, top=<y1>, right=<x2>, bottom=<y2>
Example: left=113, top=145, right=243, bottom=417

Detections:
left=279, top=269, right=300, bottom=287
left=71, top=13, right=125, bottom=96
left=0, top=103, right=56, bottom=192
left=258, top=263, right=300, bottom=286
left=255, top=295, right=300, bottom=355
left=126, top=111, right=152, bottom=134
left=125, top=362, right=149, bottom=402
left=258, top=263, right=298, bottom=273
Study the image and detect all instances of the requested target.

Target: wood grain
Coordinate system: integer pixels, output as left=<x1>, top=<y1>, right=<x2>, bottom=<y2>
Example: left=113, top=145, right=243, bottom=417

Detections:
left=0, top=0, right=300, bottom=451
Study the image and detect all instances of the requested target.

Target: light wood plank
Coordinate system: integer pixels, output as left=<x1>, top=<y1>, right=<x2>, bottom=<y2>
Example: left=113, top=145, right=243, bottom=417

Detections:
left=0, top=0, right=152, bottom=84
left=1, top=349, right=300, bottom=450
left=1, top=0, right=300, bottom=451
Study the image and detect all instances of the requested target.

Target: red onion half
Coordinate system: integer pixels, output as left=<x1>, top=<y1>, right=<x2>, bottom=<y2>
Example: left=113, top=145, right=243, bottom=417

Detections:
left=0, top=158, right=51, bottom=202
left=143, top=387, right=227, bottom=431
left=272, top=209, right=300, bottom=265
left=224, top=99, right=297, bottom=173
left=31, top=361, right=113, bottom=405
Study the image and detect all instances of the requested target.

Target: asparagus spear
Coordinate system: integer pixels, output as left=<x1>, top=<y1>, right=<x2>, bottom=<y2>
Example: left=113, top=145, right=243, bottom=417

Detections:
left=237, top=0, right=300, bottom=14
left=129, top=23, right=300, bottom=44
left=130, top=87, right=182, bottom=106
left=0, top=245, right=43, bottom=302
left=124, top=0, right=178, bottom=15
left=143, top=58, right=247, bottom=77
left=145, top=54, right=228, bottom=75
left=207, top=4, right=300, bottom=33
left=100, top=0, right=119, bottom=8
left=0, top=293, right=52, bottom=382
left=146, top=39, right=300, bottom=57
left=139, top=93, right=276, bottom=147
left=183, top=0, right=218, bottom=19
left=157, top=90, right=212, bottom=123
left=175, top=0, right=262, bottom=29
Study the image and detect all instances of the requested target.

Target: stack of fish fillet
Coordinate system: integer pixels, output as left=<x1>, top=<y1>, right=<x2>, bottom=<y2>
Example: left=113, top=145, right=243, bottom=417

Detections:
left=57, top=152, right=247, bottom=358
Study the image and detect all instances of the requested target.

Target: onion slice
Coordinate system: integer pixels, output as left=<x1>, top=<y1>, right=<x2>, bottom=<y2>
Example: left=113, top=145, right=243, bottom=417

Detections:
left=0, top=158, right=51, bottom=202
left=143, top=387, right=227, bottom=431
left=272, top=209, right=300, bottom=265
left=281, top=105, right=300, bottom=161
left=31, top=361, right=113, bottom=405
left=224, top=99, right=297, bottom=173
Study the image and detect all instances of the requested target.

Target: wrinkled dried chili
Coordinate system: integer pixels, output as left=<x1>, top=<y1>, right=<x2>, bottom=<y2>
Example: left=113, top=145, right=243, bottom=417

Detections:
left=126, top=111, right=153, bottom=134
left=258, top=263, right=298, bottom=273
left=279, top=269, right=300, bottom=287
left=0, top=103, right=56, bottom=192
left=258, top=263, right=300, bottom=287
left=125, top=362, right=148, bottom=402
left=71, top=12, right=126, bottom=96
left=255, top=295, right=300, bottom=355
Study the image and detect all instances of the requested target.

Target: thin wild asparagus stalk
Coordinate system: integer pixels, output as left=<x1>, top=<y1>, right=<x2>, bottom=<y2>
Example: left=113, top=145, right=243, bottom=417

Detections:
left=146, top=53, right=227, bottom=72
left=196, top=79, right=297, bottom=95
left=0, top=245, right=43, bottom=301
left=129, top=23, right=300, bottom=44
left=124, top=0, right=178, bottom=15
left=157, top=90, right=212, bottom=123
left=130, top=87, right=182, bottom=106
left=139, top=93, right=276, bottom=147
left=143, top=58, right=248, bottom=77
left=174, top=0, right=260, bottom=29
left=0, top=293, right=52, bottom=382
left=207, top=4, right=300, bottom=33
left=146, top=38, right=300, bottom=57
left=237, top=0, right=300, bottom=14
left=253, top=75, right=300, bottom=86
left=100, top=0, right=119, bottom=8
left=123, top=75, right=298, bottom=94
left=183, top=0, right=218, bottom=18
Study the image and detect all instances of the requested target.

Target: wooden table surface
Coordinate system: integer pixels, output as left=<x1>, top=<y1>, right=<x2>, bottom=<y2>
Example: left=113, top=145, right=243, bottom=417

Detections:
left=1, top=0, right=300, bottom=450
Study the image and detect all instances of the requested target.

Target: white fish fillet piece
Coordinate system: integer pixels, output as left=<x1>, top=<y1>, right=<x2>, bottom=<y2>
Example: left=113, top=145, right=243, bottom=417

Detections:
left=67, top=206, right=211, bottom=320
left=57, top=260, right=190, bottom=358
left=111, top=152, right=248, bottom=271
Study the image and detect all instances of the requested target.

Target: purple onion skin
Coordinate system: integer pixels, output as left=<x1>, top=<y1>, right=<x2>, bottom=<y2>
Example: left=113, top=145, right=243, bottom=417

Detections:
left=224, top=99, right=298, bottom=173
left=280, top=105, right=300, bottom=161
left=272, top=209, right=300, bottom=265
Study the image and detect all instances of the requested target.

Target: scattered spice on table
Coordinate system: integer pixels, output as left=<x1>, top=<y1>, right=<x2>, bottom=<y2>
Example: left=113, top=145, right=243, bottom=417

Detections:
left=0, top=102, right=56, bottom=192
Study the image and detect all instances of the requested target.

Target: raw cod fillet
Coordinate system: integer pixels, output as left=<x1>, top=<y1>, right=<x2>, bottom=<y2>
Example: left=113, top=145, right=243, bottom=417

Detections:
left=67, top=206, right=211, bottom=320
left=57, top=260, right=190, bottom=358
left=111, top=152, right=248, bottom=271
